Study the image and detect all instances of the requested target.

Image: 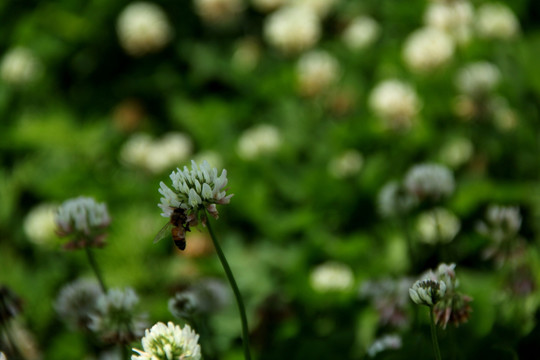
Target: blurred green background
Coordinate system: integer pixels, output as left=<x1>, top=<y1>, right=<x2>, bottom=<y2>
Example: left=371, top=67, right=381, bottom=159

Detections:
left=1, top=0, right=540, bottom=359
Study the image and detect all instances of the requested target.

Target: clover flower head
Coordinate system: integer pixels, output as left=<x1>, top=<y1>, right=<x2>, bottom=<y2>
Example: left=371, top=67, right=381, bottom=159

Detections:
left=476, top=3, right=519, bottom=40
left=377, top=180, right=418, bottom=218
left=310, top=261, right=354, bottom=293
left=194, top=0, right=244, bottom=26
left=433, top=292, right=472, bottom=328
left=158, top=160, right=233, bottom=226
left=296, top=49, right=340, bottom=97
left=404, top=163, right=455, bottom=201
left=416, top=207, right=461, bottom=244
left=0, top=46, right=42, bottom=86
left=168, top=291, right=199, bottom=319
left=23, top=203, right=58, bottom=246
left=89, top=287, right=148, bottom=344
left=54, top=279, right=103, bottom=330
left=456, top=61, right=501, bottom=97
left=132, top=322, right=201, bottom=360
left=55, top=196, right=111, bottom=249
left=402, top=27, right=455, bottom=73
left=328, top=149, right=363, bottom=179
left=367, top=334, right=402, bottom=358
left=409, top=279, right=446, bottom=306
left=342, top=16, right=380, bottom=51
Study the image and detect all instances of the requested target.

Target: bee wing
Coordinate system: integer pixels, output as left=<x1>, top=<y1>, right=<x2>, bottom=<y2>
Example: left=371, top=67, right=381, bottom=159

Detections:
left=153, top=222, right=172, bottom=244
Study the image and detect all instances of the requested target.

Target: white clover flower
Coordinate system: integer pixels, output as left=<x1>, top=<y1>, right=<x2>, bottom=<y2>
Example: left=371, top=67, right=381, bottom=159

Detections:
left=158, top=160, right=233, bottom=224
left=404, top=163, right=455, bottom=201
left=436, top=262, right=457, bottom=292
left=424, top=1, right=474, bottom=44
left=23, top=203, right=58, bottom=246
left=90, top=287, right=148, bottom=344
left=368, top=79, right=421, bottom=130
left=132, top=322, right=201, bottom=360
left=169, top=278, right=230, bottom=318
left=0, top=352, right=5, bottom=360
left=439, top=137, right=473, bottom=168
left=55, top=279, right=103, bottom=330
left=367, top=334, right=402, bottom=358
left=417, top=207, right=461, bottom=244
left=169, top=291, right=199, bottom=319
left=0, top=47, right=41, bottom=86
left=327, top=149, right=363, bottom=179
left=251, top=0, right=286, bottom=12
left=237, top=124, right=281, bottom=160
left=476, top=3, right=519, bottom=40
left=310, top=261, right=354, bottom=293
left=342, top=16, right=380, bottom=51
left=476, top=205, right=521, bottom=243
left=402, top=27, right=455, bottom=73
left=295, top=0, right=339, bottom=18
left=55, top=196, right=111, bottom=248
left=264, top=5, right=321, bottom=54
left=194, top=0, right=244, bottom=26
left=117, top=2, right=173, bottom=56
left=377, top=181, right=418, bottom=218
left=296, top=50, right=340, bottom=96
left=455, top=61, right=501, bottom=96
left=409, top=278, right=446, bottom=306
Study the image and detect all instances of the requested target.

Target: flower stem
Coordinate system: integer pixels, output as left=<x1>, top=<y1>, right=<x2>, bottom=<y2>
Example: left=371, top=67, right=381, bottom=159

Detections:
left=429, top=308, right=442, bottom=360
left=205, top=215, right=252, bottom=360
left=84, top=246, right=107, bottom=293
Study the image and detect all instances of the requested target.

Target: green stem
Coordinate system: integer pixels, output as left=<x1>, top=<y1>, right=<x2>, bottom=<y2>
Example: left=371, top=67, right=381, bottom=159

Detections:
left=205, top=215, right=252, bottom=360
left=84, top=246, right=107, bottom=293
left=429, top=308, right=442, bottom=360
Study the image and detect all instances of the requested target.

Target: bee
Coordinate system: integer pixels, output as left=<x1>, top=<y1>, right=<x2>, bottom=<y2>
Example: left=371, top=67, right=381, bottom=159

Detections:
left=154, top=208, right=191, bottom=251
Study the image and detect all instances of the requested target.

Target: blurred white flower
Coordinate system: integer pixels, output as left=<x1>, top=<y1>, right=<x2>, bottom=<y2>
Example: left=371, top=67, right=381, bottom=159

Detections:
left=342, top=16, right=380, bottom=51
left=409, top=278, right=446, bottom=306
left=23, top=203, right=58, bottom=246
left=417, top=207, right=460, bottom=244
left=402, top=27, right=455, bottom=73
left=169, top=278, right=231, bottom=318
left=476, top=205, right=521, bottom=243
left=295, top=0, right=339, bottom=18
left=232, top=37, right=261, bottom=71
left=55, top=279, right=103, bottom=330
left=237, top=124, right=281, bottom=160
left=0, top=47, right=41, bottom=86
left=424, top=1, right=474, bottom=44
left=367, top=334, right=402, bottom=358
left=476, top=3, right=519, bottom=40
left=455, top=61, right=501, bottom=96
left=194, top=0, right=244, bottom=26
left=251, top=0, right=286, bottom=12
left=439, top=137, right=473, bottom=168
left=368, top=79, right=421, bottom=130
left=327, top=149, right=363, bottom=179
left=264, top=5, right=321, bottom=54
left=89, top=287, right=148, bottom=344
left=493, top=101, right=518, bottom=131
left=0, top=352, right=5, bottom=360
left=377, top=181, right=418, bottom=218
left=297, top=50, right=340, bottom=96
left=120, top=132, right=193, bottom=174
left=132, top=322, right=201, bottom=360
left=404, top=163, right=455, bottom=201
left=158, top=160, right=233, bottom=223
left=310, top=261, right=354, bottom=293
left=117, top=2, right=173, bottom=56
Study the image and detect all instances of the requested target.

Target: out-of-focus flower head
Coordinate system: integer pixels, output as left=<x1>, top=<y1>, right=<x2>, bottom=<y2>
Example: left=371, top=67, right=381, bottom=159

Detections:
left=377, top=180, right=418, bottom=218
left=360, top=278, right=413, bottom=327
left=342, top=16, right=380, bottom=51
left=424, top=0, right=474, bottom=45
left=158, top=160, right=233, bottom=226
left=476, top=3, right=519, bottom=40
left=368, top=79, right=421, bottom=131
left=54, top=279, right=103, bottom=330
left=439, top=137, right=473, bottom=168
left=296, top=49, right=340, bottom=97
left=402, top=27, right=455, bottom=73
left=404, top=163, right=455, bottom=202
left=0, top=47, right=41, bottom=86
left=117, top=2, right=173, bottom=56
left=455, top=61, right=501, bottom=97
left=169, top=291, right=199, bottom=319
left=89, top=287, right=148, bottom=345
left=416, top=207, right=461, bottom=244
left=232, top=37, right=261, bottom=72
left=23, top=203, right=58, bottom=246
left=237, top=124, right=281, bottom=160
left=264, top=5, right=321, bottom=54
left=0, top=286, right=23, bottom=325
left=55, top=196, right=111, bottom=250
left=310, top=261, right=354, bottom=293
left=251, top=0, right=286, bottom=12
left=367, top=334, right=402, bottom=358
left=327, top=149, right=363, bottom=179
left=295, top=0, right=339, bottom=18
left=194, top=0, right=245, bottom=26
left=409, top=278, right=446, bottom=307
left=169, top=278, right=231, bottom=319
left=132, top=322, right=201, bottom=360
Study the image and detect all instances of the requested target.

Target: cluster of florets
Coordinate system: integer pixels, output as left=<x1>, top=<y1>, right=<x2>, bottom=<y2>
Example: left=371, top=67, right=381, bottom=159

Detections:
left=54, top=279, right=103, bottom=330
left=169, top=279, right=230, bottom=319
left=132, top=322, right=202, bottom=360
left=158, top=160, right=233, bottom=227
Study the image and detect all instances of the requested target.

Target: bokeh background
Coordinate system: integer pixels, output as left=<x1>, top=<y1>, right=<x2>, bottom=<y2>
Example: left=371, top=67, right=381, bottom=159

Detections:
left=1, top=0, right=540, bottom=359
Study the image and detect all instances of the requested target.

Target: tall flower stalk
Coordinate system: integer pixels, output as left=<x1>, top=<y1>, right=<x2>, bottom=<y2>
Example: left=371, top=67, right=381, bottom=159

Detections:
left=157, top=160, right=251, bottom=360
